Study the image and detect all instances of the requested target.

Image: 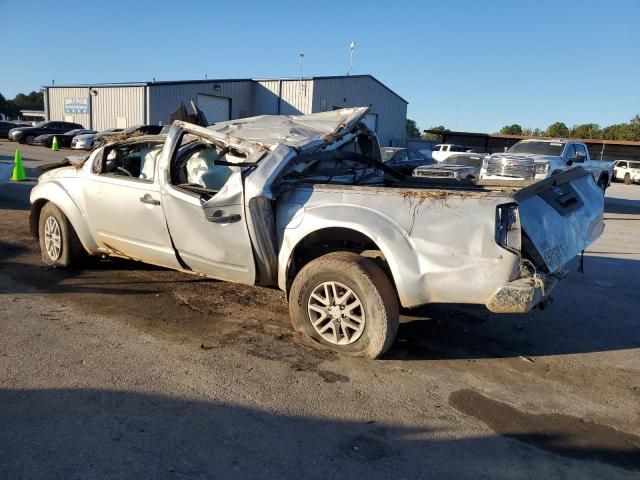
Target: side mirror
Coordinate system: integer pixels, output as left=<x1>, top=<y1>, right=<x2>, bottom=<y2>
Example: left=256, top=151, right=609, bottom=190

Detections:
left=567, top=159, right=574, bottom=166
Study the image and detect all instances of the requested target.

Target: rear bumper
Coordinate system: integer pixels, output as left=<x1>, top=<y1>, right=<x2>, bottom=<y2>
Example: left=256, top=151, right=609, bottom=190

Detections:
left=486, top=273, right=559, bottom=313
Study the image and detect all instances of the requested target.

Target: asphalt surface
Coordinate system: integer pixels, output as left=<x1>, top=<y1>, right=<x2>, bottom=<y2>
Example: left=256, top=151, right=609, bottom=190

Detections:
left=1, top=142, right=639, bottom=479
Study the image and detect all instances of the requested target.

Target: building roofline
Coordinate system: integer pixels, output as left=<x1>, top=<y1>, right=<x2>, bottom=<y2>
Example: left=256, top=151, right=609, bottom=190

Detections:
left=42, top=74, right=409, bottom=104
left=252, top=74, right=408, bottom=104
left=424, top=129, right=640, bottom=147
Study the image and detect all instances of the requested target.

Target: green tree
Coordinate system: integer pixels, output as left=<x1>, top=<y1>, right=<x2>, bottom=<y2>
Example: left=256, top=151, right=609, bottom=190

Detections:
left=499, top=124, right=523, bottom=135
left=405, top=119, right=421, bottom=139
left=545, top=122, right=570, bottom=138
left=422, top=125, right=449, bottom=140
left=12, top=90, right=44, bottom=111
left=570, top=123, right=601, bottom=139
left=0, top=92, right=9, bottom=115
left=0, top=90, right=45, bottom=117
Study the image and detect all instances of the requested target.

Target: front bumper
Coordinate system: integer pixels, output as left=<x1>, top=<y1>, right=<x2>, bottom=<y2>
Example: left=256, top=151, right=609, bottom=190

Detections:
left=486, top=273, right=559, bottom=313
left=72, top=140, right=92, bottom=149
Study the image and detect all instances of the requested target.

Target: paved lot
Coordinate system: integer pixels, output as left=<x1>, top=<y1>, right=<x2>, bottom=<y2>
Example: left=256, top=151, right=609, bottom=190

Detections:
left=1, top=142, right=639, bottom=479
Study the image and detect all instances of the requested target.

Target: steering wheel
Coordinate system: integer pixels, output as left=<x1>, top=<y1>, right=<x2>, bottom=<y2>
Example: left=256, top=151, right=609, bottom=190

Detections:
left=116, top=166, right=134, bottom=177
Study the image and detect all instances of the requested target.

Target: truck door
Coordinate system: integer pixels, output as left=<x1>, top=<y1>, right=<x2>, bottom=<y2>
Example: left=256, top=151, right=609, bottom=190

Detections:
left=84, top=140, right=183, bottom=270
left=574, top=143, right=591, bottom=176
left=159, top=138, right=256, bottom=284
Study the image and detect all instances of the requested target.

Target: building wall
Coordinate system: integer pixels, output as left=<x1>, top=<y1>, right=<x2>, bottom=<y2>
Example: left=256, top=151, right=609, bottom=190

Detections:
left=46, top=76, right=408, bottom=146
left=91, top=86, right=145, bottom=131
left=253, top=80, right=314, bottom=115
left=47, top=87, right=91, bottom=128
left=148, top=81, right=254, bottom=125
left=311, top=77, right=407, bottom=147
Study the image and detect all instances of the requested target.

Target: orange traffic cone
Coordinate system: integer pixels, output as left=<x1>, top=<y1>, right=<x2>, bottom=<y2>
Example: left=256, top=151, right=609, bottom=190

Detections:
left=12, top=149, right=27, bottom=181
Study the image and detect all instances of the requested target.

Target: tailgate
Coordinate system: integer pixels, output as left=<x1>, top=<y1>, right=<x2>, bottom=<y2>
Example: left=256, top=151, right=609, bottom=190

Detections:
left=516, top=168, right=604, bottom=273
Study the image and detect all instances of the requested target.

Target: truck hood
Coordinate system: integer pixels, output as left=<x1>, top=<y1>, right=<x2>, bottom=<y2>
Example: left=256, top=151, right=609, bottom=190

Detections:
left=206, top=107, right=370, bottom=151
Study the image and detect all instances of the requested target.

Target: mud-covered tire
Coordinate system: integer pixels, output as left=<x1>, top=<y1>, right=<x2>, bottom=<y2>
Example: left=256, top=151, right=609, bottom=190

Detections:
left=624, top=173, right=631, bottom=185
left=289, top=252, right=399, bottom=359
left=38, top=202, right=86, bottom=268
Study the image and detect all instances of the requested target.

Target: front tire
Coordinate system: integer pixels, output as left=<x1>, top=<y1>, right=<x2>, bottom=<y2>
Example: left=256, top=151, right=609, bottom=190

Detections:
left=289, top=252, right=399, bottom=359
left=25, top=135, right=35, bottom=145
left=38, top=203, right=85, bottom=268
left=625, top=173, right=632, bottom=185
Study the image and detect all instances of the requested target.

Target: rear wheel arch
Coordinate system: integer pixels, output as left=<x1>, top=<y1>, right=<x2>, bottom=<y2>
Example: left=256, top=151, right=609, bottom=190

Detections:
left=284, top=227, right=399, bottom=300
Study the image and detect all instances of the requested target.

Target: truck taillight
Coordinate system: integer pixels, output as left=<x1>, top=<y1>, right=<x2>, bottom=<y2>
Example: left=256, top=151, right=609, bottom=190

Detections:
left=495, top=203, right=521, bottom=252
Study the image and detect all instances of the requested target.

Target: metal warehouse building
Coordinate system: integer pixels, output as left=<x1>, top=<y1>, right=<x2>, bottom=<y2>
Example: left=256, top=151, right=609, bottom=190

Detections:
left=44, top=75, right=408, bottom=147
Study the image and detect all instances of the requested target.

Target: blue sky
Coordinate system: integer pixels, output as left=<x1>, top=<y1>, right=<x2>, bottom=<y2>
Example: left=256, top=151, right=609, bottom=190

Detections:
left=2, top=0, right=639, bottom=132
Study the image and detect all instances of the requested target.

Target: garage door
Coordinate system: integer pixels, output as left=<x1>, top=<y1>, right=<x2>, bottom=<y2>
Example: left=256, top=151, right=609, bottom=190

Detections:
left=196, top=94, right=230, bottom=125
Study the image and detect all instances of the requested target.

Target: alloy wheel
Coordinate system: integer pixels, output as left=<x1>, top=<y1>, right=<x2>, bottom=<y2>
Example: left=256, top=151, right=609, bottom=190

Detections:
left=307, top=281, right=366, bottom=345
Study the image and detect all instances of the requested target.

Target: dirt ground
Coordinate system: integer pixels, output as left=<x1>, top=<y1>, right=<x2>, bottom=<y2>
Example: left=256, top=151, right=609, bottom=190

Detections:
left=1, top=142, right=639, bottom=479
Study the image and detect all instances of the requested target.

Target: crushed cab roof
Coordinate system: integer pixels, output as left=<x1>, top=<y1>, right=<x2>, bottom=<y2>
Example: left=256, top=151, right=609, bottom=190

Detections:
left=205, top=107, right=369, bottom=149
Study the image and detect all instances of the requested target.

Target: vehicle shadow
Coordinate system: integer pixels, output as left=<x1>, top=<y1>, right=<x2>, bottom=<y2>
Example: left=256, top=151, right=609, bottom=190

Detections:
left=0, top=180, right=35, bottom=211
left=0, top=388, right=637, bottom=478
left=386, top=256, right=640, bottom=361
left=604, top=195, right=640, bottom=215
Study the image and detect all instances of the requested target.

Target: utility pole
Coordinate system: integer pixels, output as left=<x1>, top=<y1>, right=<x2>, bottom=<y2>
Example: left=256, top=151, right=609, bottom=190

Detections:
left=348, top=41, right=356, bottom=75
left=299, top=52, right=304, bottom=81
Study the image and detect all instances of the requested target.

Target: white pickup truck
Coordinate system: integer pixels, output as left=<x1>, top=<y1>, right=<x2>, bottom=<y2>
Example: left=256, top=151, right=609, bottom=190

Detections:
left=480, top=139, right=612, bottom=191
left=431, top=144, right=472, bottom=162
left=29, top=108, right=605, bottom=358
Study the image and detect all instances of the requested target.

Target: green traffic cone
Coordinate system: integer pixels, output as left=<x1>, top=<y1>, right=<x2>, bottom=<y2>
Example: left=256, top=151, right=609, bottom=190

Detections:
left=12, top=149, right=27, bottom=181
left=51, top=136, right=60, bottom=151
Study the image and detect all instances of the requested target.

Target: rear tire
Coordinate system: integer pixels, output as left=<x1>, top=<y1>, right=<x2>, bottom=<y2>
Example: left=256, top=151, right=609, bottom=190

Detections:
left=38, top=203, right=86, bottom=268
left=289, top=252, right=399, bottom=359
left=625, top=173, right=631, bottom=185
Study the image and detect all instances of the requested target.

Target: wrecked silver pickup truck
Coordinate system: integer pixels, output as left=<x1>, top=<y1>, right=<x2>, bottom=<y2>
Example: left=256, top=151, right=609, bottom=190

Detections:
left=29, top=107, right=604, bottom=358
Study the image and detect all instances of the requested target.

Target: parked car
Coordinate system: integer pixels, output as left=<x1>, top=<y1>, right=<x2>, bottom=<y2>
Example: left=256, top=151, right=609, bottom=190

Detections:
left=33, top=129, right=96, bottom=148
left=412, top=153, right=484, bottom=180
left=431, top=144, right=473, bottom=162
left=92, top=125, right=165, bottom=149
left=381, top=147, right=435, bottom=174
left=0, top=121, right=22, bottom=139
left=71, top=128, right=124, bottom=150
left=8, top=121, right=84, bottom=145
left=612, top=160, right=640, bottom=185
left=29, top=108, right=604, bottom=358
left=480, top=139, right=612, bottom=191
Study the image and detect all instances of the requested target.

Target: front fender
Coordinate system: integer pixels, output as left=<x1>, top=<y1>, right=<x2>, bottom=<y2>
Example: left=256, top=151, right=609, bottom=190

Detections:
left=277, top=201, right=421, bottom=307
left=30, top=181, right=99, bottom=253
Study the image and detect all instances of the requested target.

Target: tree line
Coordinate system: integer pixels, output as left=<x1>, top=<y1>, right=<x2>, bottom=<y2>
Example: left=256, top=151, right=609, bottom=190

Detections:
left=407, top=115, right=640, bottom=142
left=0, top=91, right=45, bottom=117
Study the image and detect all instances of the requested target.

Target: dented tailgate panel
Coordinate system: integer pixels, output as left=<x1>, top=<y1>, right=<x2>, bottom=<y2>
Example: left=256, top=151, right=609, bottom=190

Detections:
left=517, top=169, right=605, bottom=273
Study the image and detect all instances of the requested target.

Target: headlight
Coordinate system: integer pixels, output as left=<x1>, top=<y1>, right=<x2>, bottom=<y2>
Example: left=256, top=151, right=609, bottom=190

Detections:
left=535, top=162, right=549, bottom=175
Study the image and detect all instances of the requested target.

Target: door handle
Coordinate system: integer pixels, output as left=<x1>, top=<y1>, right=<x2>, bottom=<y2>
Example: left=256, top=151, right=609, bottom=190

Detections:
left=208, top=210, right=241, bottom=223
left=140, top=195, right=160, bottom=206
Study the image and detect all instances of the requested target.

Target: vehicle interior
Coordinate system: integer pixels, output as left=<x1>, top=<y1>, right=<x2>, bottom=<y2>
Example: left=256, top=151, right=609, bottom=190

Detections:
left=169, top=135, right=247, bottom=198
left=95, top=140, right=164, bottom=182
